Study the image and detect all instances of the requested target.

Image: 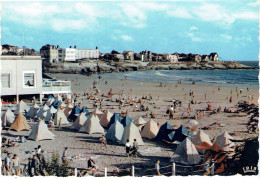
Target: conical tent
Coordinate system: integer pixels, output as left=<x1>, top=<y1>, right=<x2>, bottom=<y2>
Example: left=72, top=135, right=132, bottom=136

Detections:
left=33, top=103, right=40, bottom=109
left=26, top=107, right=35, bottom=118
left=92, top=108, right=104, bottom=119
left=81, top=107, right=89, bottom=113
left=155, top=122, right=174, bottom=141
left=192, top=129, right=212, bottom=153
left=100, top=110, right=113, bottom=128
left=121, top=116, right=132, bottom=127
left=1, top=108, right=15, bottom=127
left=54, top=108, right=69, bottom=125
left=215, top=131, right=235, bottom=152
left=50, top=106, right=58, bottom=114
left=170, top=137, right=201, bottom=165
left=28, top=120, right=54, bottom=141
left=9, top=113, right=30, bottom=131
left=134, top=116, right=146, bottom=131
left=107, top=113, right=121, bottom=129
left=15, top=100, right=29, bottom=114
left=46, top=97, right=55, bottom=107
left=47, top=94, right=54, bottom=99
left=172, top=125, right=189, bottom=142
left=121, top=122, right=144, bottom=145
left=105, top=120, right=124, bottom=142
left=141, top=119, right=159, bottom=139
left=43, top=104, right=50, bottom=111
left=52, top=100, right=62, bottom=108
left=70, top=112, right=87, bottom=131
left=37, top=107, right=52, bottom=122
left=79, top=114, right=104, bottom=134
left=68, top=105, right=81, bottom=121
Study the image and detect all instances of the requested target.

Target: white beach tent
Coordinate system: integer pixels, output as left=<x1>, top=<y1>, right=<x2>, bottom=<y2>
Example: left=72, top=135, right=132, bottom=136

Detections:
left=100, top=110, right=113, bottom=128
left=1, top=108, right=15, bottom=127
left=134, top=116, right=146, bottom=131
left=14, top=100, right=30, bottom=114
left=28, top=119, right=55, bottom=141
left=92, top=108, right=104, bottom=119
left=170, top=137, right=201, bottom=165
left=70, top=112, right=88, bottom=131
left=121, top=122, right=144, bottom=145
left=50, top=106, right=58, bottom=114
left=33, top=103, right=40, bottom=109
left=191, top=129, right=212, bottom=153
left=215, top=131, right=235, bottom=152
left=79, top=114, right=105, bottom=134
left=54, top=108, right=69, bottom=125
left=141, top=119, right=159, bottom=139
left=43, top=104, right=50, bottom=111
left=105, top=120, right=124, bottom=142
left=46, top=98, right=55, bottom=107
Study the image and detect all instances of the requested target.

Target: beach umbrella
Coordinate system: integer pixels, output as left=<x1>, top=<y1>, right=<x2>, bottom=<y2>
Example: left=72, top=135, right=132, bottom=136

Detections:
left=188, top=120, right=199, bottom=127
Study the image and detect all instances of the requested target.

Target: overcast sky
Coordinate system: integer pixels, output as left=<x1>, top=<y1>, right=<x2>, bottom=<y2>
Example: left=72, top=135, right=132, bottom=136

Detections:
left=1, top=0, right=259, bottom=61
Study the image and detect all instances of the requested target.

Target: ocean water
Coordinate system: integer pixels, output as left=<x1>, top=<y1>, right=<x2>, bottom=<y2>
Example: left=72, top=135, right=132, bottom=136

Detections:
left=98, top=69, right=259, bottom=89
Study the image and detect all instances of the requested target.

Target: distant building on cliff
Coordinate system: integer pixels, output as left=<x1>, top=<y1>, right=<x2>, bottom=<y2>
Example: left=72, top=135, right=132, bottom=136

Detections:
left=209, top=53, right=219, bottom=61
left=40, top=44, right=60, bottom=63
left=123, top=51, right=134, bottom=61
left=40, top=45, right=99, bottom=63
left=140, top=50, right=152, bottom=62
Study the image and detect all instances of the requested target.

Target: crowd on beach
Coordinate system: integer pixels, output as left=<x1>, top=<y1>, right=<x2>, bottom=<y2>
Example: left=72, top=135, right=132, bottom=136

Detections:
left=1, top=76, right=258, bottom=177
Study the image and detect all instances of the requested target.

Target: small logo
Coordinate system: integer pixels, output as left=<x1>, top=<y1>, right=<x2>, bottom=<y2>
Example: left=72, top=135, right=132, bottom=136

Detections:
left=243, top=166, right=257, bottom=174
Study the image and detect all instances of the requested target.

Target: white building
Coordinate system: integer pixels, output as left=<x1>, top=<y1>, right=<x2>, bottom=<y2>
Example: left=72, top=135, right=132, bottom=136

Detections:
left=1, top=56, right=71, bottom=103
left=58, top=46, right=99, bottom=62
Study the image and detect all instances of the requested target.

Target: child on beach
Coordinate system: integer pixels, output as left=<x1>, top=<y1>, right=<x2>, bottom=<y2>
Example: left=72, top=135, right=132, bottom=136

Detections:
left=99, top=135, right=108, bottom=152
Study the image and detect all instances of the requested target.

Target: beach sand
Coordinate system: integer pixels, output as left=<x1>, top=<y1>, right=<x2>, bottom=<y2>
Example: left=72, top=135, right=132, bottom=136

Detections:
left=1, top=73, right=258, bottom=176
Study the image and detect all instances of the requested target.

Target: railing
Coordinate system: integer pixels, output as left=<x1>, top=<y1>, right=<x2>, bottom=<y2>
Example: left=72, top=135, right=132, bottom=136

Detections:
left=42, top=80, right=71, bottom=94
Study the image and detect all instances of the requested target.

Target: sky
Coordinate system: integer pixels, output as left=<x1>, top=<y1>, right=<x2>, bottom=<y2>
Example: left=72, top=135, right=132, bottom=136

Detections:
left=1, top=0, right=259, bottom=61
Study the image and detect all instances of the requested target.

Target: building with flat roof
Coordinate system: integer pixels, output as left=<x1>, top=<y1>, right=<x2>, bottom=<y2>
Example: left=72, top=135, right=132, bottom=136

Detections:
left=1, top=55, right=71, bottom=103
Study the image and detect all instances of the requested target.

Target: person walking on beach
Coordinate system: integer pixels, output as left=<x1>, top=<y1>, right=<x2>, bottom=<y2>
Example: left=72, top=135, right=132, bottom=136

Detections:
left=132, top=139, right=139, bottom=158
left=155, top=160, right=160, bottom=176
left=31, top=155, right=39, bottom=176
left=125, top=140, right=131, bottom=157
left=99, top=135, right=108, bottom=152
left=229, top=96, right=232, bottom=103
left=4, top=153, right=12, bottom=175
left=58, top=117, right=62, bottom=131
left=11, top=154, right=20, bottom=176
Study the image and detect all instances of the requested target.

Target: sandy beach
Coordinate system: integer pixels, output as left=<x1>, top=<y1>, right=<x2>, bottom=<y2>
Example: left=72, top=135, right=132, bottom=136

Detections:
left=1, top=72, right=258, bottom=176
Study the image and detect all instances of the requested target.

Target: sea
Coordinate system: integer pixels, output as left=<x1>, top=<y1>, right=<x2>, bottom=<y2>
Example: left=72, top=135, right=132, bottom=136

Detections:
left=98, top=61, right=259, bottom=89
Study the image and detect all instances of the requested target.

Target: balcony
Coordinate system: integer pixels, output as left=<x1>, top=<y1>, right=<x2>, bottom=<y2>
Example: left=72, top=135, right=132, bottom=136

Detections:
left=42, top=79, right=71, bottom=94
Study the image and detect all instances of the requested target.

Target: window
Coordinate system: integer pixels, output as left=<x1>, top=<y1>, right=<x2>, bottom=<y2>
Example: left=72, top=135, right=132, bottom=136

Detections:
left=1, top=73, right=10, bottom=88
left=24, top=71, right=35, bottom=88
